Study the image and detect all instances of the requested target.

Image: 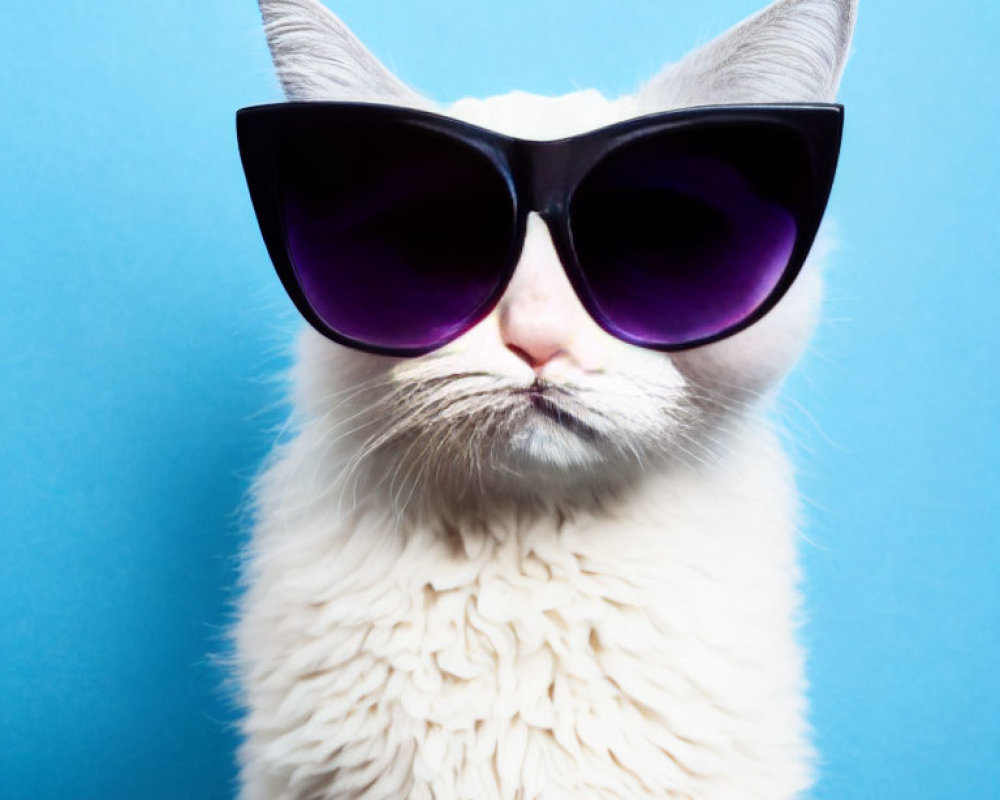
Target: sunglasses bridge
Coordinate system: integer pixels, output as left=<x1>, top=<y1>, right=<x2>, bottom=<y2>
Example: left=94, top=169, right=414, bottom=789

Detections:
left=508, top=137, right=586, bottom=220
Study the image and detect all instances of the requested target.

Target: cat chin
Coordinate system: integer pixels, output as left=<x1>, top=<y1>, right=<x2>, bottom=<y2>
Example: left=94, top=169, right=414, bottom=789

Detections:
left=361, top=412, right=638, bottom=518
left=505, top=415, right=614, bottom=477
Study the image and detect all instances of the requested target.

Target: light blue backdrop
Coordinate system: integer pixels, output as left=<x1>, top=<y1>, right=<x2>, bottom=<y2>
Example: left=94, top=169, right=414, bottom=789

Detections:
left=2, top=1, right=998, bottom=798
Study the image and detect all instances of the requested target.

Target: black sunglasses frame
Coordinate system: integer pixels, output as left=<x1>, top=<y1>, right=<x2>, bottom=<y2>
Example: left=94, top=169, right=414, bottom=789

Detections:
left=237, top=101, right=843, bottom=356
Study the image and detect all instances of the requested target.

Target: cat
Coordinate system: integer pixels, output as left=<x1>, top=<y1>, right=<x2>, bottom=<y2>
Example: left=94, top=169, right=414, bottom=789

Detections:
left=234, top=1, right=856, bottom=798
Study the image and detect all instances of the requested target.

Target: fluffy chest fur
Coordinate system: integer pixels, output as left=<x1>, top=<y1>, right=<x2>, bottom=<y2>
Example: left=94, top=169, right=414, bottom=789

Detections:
left=239, top=421, right=809, bottom=800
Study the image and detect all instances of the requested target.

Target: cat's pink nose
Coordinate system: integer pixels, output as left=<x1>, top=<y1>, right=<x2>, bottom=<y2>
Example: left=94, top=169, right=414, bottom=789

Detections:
left=498, top=214, right=579, bottom=371
left=500, top=293, right=572, bottom=368
left=504, top=338, right=567, bottom=370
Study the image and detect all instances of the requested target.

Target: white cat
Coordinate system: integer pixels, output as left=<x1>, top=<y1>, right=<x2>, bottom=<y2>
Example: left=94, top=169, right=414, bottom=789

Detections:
left=234, top=1, right=856, bottom=798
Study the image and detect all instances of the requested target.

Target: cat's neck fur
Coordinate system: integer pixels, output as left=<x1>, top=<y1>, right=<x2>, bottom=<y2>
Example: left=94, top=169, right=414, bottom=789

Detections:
left=242, top=410, right=810, bottom=799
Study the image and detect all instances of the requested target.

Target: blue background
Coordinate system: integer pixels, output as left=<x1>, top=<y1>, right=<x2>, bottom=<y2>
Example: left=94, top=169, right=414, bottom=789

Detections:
left=2, top=1, right=998, bottom=797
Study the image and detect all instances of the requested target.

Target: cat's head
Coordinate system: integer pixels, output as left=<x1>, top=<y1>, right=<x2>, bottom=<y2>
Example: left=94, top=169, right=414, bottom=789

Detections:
left=256, top=0, right=856, bottom=517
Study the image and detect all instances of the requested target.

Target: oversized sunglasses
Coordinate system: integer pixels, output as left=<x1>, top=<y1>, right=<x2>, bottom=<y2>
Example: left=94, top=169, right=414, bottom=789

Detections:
left=237, top=102, right=843, bottom=356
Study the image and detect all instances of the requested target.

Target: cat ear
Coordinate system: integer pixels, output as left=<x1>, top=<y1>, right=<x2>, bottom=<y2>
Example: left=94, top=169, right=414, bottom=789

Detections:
left=257, top=0, right=429, bottom=105
left=639, top=0, right=857, bottom=108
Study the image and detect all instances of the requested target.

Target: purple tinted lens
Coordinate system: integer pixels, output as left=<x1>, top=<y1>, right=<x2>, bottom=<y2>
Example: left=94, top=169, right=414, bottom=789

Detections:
left=279, top=122, right=515, bottom=352
left=570, top=126, right=807, bottom=346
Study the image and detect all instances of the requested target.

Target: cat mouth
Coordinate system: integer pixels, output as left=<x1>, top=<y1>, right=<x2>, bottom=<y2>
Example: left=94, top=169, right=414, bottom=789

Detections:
left=511, top=381, right=601, bottom=441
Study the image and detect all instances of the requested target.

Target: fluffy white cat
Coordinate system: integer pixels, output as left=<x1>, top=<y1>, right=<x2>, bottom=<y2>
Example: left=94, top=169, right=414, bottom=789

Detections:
left=234, top=1, right=856, bottom=798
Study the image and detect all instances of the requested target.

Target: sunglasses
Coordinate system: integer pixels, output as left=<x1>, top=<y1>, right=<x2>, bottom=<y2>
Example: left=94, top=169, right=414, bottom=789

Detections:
left=237, top=102, right=843, bottom=356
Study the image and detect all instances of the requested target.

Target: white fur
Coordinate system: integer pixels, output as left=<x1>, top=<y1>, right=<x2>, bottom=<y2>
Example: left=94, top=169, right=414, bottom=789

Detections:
left=236, top=1, right=856, bottom=798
